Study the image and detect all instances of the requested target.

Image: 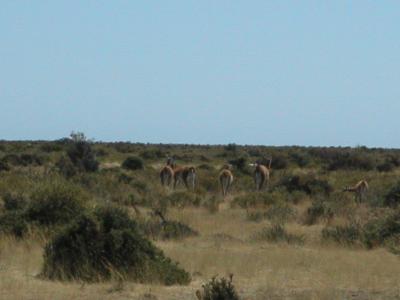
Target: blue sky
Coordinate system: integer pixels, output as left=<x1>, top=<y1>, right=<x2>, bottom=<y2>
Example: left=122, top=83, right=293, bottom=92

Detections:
left=1, top=1, right=399, bottom=147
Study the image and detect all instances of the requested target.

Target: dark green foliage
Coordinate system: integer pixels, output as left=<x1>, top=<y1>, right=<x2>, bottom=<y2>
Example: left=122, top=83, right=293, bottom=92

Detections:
left=40, top=142, right=63, bottom=153
left=278, top=174, right=332, bottom=196
left=56, top=156, right=77, bottom=178
left=122, top=156, right=144, bottom=171
left=304, top=199, right=333, bottom=225
left=113, top=143, right=137, bottom=153
left=290, top=152, right=310, bottom=167
left=139, top=149, right=165, bottom=160
left=3, top=192, right=27, bottom=211
left=26, top=181, right=86, bottom=226
left=228, top=157, right=248, bottom=173
left=1, top=153, right=44, bottom=167
left=384, top=182, right=400, bottom=207
left=377, top=160, right=396, bottom=172
left=322, top=223, right=362, bottom=246
left=269, top=154, right=288, bottom=170
left=224, top=143, right=237, bottom=152
left=199, top=274, right=239, bottom=300
left=327, top=151, right=375, bottom=171
left=0, top=160, right=10, bottom=172
left=118, top=173, right=134, bottom=184
left=42, top=206, right=191, bottom=284
left=66, top=132, right=99, bottom=172
left=252, top=224, right=304, bottom=245
left=0, top=210, right=28, bottom=237
left=362, top=210, right=400, bottom=249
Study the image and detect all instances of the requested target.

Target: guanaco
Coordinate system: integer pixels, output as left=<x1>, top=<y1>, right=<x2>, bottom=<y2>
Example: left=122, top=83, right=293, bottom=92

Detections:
left=343, top=180, right=369, bottom=203
left=159, top=157, right=175, bottom=187
left=249, top=158, right=272, bottom=191
left=219, top=164, right=234, bottom=197
left=167, top=157, right=196, bottom=190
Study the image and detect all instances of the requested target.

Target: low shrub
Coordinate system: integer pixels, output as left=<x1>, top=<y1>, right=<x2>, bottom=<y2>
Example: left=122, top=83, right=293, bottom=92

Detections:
left=228, top=157, right=249, bottom=174
left=197, top=274, right=239, bottom=300
left=290, top=152, right=310, bottom=167
left=141, top=219, right=198, bottom=241
left=278, top=174, right=332, bottom=196
left=233, top=192, right=277, bottom=208
left=322, top=223, right=362, bottom=246
left=66, top=132, right=99, bottom=172
left=139, top=149, right=165, bottom=160
left=327, top=151, right=376, bottom=171
left=165, top=192, right=201, bottom=208
left=264, top=204, right=296, bottom=224
left=1, top=153, right=44, bottom=166
left=2, top=192, right=27, bottom=211
left=252, top=224, right=304, bottom=245
left=0, top=160, right=10, bottom=172
left=304, top=199, right=333, bottom=225
left=362, top=210, right=400, bottom=249
left=0, top=210, right=28, bottom=238
left=42, top=206, right=191, bottom=284
left=26, top=180, right=87, bottom=226
left=383, top=182, right=400, bottom=207
left=122, top=156, right=144, bottom=171
left=56, top=156, right=78, bottom=178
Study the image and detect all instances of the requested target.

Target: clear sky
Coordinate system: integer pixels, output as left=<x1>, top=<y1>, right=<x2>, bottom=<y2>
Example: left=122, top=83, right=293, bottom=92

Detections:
left=1, top=1, right=399, bottom=147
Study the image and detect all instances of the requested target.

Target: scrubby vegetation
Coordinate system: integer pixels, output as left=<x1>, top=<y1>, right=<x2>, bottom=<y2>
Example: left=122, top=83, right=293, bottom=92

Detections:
left=1, top=136, right=400, bottom=298
left=42, top=206, right=191, bottom=285
left=197, top=274, right=240, bottom=300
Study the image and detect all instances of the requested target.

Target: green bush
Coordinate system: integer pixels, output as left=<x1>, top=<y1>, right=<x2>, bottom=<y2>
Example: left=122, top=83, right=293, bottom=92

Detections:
left=384, top=182, right=400, bottom=207
left=66, top=132, right=99, bottom=172
left=0, top=160, right=10, bottom=172
left=2, top=192, right=27, bottom=211
left=197, top=274, right=239, bottom=300
left=278, top=174, right=332, bottom=196
left=42, top=206, right=191, bottom=284
left=139, top=149, right=165, bottom=160
left=1, top=153, right=44, bottom=167
left=362, top=210, right=400, bottom=249
left=122, top=156, right=144, bottom=171
left=327, top=151, right=376, bottom=171
left=0, top=210, right=28, bottom=238
left=56, top=156, right=77, bottom=178
left=26, top=180, right=87, bottom=226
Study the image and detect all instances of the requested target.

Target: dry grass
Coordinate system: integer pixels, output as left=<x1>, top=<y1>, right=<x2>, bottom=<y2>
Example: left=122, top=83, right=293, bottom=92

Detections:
left=1, top=207, right=400, bottom=299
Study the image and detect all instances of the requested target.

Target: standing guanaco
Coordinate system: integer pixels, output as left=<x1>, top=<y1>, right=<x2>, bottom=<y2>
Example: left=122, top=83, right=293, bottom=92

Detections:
left=343, top=180, right=369, bottom=203
left=249, top=158, right=272, bottom=191
left=167, top=157, right=196, bottom=190
left=159, top=157, right=174, bottom=188
left=219, top=164, right=234, bottom=197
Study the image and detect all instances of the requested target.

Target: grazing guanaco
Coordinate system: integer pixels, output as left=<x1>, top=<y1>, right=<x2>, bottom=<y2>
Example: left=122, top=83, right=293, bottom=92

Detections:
left=249, top=158, right=272, bottom=191
left=219, top=164, right=234, bottom=197
left=167, top=157, right=197, bottom=190
left=173, top=165, right=196, bottom=190
left=159, top=157, right=174, bottom=187
left=343, top=180, right=369, bottom=203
